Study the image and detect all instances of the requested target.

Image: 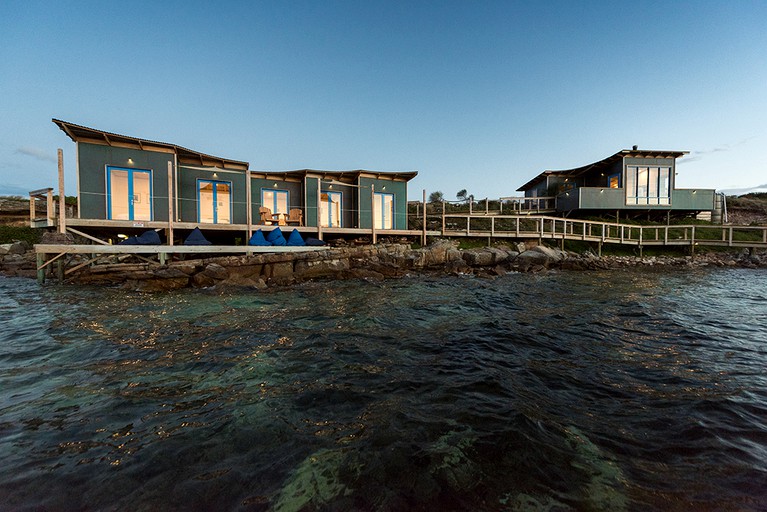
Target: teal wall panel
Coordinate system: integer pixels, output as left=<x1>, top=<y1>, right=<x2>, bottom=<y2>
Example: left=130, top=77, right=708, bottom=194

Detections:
left=178, top=166, right=247, bottom=224
left=77, top=142, right=172, bottom=220
left=358, top=177, right=408, bottom=229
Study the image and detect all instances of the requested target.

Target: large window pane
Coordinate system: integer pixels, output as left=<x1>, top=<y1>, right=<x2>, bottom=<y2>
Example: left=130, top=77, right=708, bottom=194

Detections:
left=625, top=166, right=636, bottom=205
left=110, top=170, right=130, bottom=220
left=199, top=182, right=215, bottom=223
left=648, top=167, right=659, bottom=205
left=262, top=189, right=288, bottom=215
left=374, top=193, right=394, bottom=229
left=658, top=167, right=670, bottom=205
left=216, top=182, right=231, bottom=223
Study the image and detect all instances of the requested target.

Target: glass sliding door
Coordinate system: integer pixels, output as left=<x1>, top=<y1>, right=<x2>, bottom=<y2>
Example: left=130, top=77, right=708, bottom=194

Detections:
left=262, top=189, right=289, bottom=215
left=107, top=166, right=152, bottom=221
left=374, top=192, right=394, bottom=230
left=320, top=191, right=342, bottom=227
left=198, top=179, right=232, bottom=224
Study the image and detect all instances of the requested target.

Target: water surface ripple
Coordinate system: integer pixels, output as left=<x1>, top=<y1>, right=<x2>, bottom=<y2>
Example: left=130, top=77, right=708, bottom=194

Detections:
left=1, top=268, right=766, bottom=511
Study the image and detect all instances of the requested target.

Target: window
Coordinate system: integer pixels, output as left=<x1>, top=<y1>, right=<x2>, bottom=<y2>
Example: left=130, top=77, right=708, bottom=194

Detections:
left=373, top=192, right=394, bottom=230
left=608, top=173, right=621, bottom=188
left=320, top=191, right=342, bottom=227
left=198, top=179, right=231, bottom=224
left=625, top=166, right=671, bottom=205
left=107, top=166, right=152, bottom=221
left=262, top=189, right=289, bottom=214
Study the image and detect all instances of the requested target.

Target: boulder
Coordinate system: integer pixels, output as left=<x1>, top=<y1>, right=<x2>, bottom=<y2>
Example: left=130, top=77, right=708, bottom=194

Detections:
left=530, top=245, right=567, bottom=263
left=200, top=263, right=229, bottom=280
left=294, top=259, right=349, bottom=279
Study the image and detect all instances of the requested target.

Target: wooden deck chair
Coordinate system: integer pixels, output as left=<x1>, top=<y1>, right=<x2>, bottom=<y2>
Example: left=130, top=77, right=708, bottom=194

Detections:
left=286, top=208, right=303, bottom=226
left=259, top=206, right=275, bottom=225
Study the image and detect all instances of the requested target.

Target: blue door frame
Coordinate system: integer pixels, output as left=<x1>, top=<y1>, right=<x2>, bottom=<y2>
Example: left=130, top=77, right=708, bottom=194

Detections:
left=197, top=179, right=232, bottom=224
left=374, top=192, right=395, bottom=229
left=261, top=189, right=290, bottom=214
left=106, top=166, right=153, bottom=220
left=323, top=190, right=342, bottom=227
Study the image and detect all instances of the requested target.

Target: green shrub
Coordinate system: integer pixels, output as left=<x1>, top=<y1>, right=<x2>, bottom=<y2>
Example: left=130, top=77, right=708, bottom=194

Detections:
left=0, top=226, right=41, bottom=245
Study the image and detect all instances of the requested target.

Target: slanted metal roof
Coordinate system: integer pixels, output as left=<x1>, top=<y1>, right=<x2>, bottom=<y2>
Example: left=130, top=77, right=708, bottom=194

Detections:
left=251, top=169, right=418, bottom=182
left=517, top=149, right=689, bottom=191
left=52, top=118, right=249, bottom=171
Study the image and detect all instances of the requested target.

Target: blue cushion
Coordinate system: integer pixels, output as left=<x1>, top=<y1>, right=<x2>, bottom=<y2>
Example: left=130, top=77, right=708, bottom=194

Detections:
left=265, top=227, right=286, bottom=246
left=305, top=237, right=326, bottom=246
left=184, top=227, right=212, bottom=246
left=248, top=229, right=271, bottom=246
left=118, top=236, right=139, bottom=245
left=286, top=229, right=305, bottom=246
left=136, top=230, right=161, bottom=245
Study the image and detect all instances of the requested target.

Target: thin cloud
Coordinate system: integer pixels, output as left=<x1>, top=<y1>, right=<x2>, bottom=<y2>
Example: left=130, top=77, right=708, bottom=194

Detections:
left=679, top=136, right=759, bottom=165
left=15, top=147, right=57, bottom=163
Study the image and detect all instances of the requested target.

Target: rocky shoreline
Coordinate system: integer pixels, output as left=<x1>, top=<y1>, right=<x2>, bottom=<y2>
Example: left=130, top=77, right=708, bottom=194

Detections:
left=2, top=239, right=766, bottom=292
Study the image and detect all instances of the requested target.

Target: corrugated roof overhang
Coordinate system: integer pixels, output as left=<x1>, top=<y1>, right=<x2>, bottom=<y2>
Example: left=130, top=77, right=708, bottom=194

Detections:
left=52, top=118, right=249, bottom=171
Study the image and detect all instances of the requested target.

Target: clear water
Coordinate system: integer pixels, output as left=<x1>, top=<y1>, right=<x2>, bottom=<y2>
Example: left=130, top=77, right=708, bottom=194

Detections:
left=1, top=269, right=766, bottom=511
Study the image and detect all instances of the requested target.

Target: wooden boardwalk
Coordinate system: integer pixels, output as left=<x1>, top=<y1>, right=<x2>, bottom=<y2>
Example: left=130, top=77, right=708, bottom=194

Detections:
left=437, top=214, right=767, bottom=250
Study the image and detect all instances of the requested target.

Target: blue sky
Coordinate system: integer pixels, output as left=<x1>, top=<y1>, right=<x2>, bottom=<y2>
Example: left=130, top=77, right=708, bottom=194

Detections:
left=1, top=0, right=765, bottom=200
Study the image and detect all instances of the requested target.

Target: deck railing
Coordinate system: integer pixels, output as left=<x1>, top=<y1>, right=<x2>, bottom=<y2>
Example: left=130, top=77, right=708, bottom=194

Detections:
left=436, top=214, right=767, bottom=249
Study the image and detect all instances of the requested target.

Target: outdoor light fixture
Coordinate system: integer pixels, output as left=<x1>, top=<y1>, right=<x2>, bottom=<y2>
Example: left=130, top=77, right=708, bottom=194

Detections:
left=127, top=158, right=134, bottom=164
left=212, top=172, right=218, bottom=178
left=273, top=183, right=278, bottom=187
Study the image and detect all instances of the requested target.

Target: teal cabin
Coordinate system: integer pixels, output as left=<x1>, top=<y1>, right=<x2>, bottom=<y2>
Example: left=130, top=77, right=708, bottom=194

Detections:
left=51, top=119, right=417, bottom=242
left=517, top=147, right=716, bottom=219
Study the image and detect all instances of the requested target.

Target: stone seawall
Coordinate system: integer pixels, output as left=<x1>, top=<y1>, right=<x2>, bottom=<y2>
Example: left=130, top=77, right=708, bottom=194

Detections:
left=2, top=240, right=766, bottom=291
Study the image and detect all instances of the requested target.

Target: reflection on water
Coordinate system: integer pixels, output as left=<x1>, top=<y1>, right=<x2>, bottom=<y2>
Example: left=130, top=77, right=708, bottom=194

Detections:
left=1, top=268, right=766, bottom=511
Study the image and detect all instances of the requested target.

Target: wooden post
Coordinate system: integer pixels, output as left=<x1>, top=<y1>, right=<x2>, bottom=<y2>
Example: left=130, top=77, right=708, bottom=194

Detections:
left=317, top=179, right=323, bottom=241
left=371, top=184, right=376, bottom=244
left=29, top=193, right=35, bottom=226
left=56, top=260, right=64, bottom=283
left=58, top=149, right=66, bottom=234
left=485, top=198, right=488, bottom=214
left=245, top=169, right=252, bottom=240
left=36, top=253, right=45, bottom=284
left=441, top=200, right=445, bottom=235
left=167, top=162, right=174, bottom=246
left=46, top=189, right=54, bottom=227
left=421, top=189, right=427, bottom=246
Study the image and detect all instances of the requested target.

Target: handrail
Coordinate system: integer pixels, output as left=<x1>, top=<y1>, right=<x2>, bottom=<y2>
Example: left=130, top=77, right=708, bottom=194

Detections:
left=434, top=213, right=767, bottom=248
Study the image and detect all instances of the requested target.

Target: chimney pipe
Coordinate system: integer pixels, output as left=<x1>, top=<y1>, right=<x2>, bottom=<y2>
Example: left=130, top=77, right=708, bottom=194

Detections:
left=632, top=145, right=638, bottom=151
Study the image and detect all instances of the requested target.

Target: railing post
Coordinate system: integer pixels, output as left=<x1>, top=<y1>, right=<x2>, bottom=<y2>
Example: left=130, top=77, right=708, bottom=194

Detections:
left=441, top=200, right=446, bottom=235
left=515, top=217, right=520, bottom=237
left=728, top=226, right=733, bottom=246
left=664, top=226, right=669, bottom=245
left=421, top=189, right=427, bottom=246
left=491, top=216, right=495, bottom=236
